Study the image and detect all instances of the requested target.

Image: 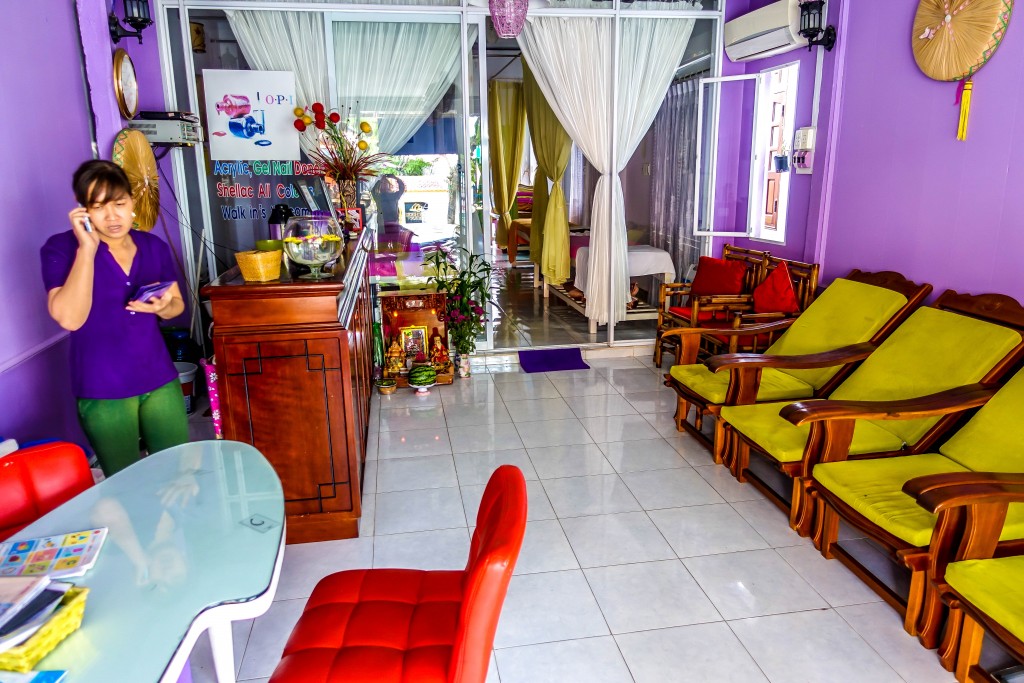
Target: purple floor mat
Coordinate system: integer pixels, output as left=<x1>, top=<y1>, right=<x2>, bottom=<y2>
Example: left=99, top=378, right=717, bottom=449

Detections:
left=518, top=348, right=590, bottom=373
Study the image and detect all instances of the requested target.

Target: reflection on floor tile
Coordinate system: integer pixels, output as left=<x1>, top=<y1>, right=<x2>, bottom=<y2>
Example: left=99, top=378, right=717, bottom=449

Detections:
left=683, top=549, right=828, bottom=620
left=495, top=636, right=634, bottom=683
left=527, top=443, right=615, bottom=479
left=615, top=622, right=769, bottom=683
left=730, top=610, right=905, bottom=683
left=372, top=527, right=471, bottom=570
left=559, top=512, right=675, bottom=568
left=494, top=570, right=609, bottom=648
left=598, top=439, right=690, bottom=473
left=374, top=486, right=467, bottom=535
left=584, top=560, right=721, bottom=633
left=648, top=504, right=769, bottom=558
left=516, top=418, right=594, bottom=449
left=375, top=454, right=459, bottom=493
left=541, top=474, right=641, bottom=518
left=454, top=448, right=538, bottom=486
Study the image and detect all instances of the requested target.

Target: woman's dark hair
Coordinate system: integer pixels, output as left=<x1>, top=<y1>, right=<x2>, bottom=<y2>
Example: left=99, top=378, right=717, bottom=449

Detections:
left=73, top=160, right=132, bottom=206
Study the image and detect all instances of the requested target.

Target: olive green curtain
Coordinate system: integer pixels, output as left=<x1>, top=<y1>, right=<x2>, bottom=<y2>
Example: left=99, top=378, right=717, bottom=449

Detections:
left=488, top=81, right=526, bottom=249
left=523, top=64, right=572, bottom=284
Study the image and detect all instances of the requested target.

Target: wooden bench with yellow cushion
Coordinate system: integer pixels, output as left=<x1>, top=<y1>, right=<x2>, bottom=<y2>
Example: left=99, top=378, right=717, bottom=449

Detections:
left=807, top=365, right=1024, bottom=653
left=662, top=271, right=929, bottom=463
left=906, top=470, right=1024, bottom=680
left=717, top=291, right=1024, bottom=539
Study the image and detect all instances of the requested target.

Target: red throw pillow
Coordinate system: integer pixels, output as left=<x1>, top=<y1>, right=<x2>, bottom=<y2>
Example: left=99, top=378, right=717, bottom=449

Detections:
left=753, top=261, right=801, bottom=314
left=689, top=256, right=748, bottom=296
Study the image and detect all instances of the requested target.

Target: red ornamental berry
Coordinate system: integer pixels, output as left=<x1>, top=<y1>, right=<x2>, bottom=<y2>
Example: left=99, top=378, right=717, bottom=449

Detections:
left=315, top=120, right=326, bottom=130
left=329, top=112, right=341, bottom=124
left=311, top=102, right=325, bottom=114
left=315, top=114, right=326, bottom=125
left=293, top=120, right=307, bottom=132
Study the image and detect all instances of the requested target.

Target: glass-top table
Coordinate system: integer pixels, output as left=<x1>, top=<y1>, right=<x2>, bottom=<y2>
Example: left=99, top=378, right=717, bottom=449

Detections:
left=21, top=440, right=285, bottom=683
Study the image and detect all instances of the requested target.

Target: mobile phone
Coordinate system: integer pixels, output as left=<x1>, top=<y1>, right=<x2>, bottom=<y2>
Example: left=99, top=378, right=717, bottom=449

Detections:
left=78, top=205, right=93, bottom=233
left=130, top=281, right=175, bottom=303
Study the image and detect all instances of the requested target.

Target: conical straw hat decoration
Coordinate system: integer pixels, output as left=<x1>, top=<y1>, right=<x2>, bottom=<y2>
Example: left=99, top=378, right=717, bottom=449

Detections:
left=912, top=0, right=1014, bottom=140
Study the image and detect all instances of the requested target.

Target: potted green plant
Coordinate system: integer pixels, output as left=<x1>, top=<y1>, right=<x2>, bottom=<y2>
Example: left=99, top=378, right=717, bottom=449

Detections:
left=424, top=245, right=492, bottom=377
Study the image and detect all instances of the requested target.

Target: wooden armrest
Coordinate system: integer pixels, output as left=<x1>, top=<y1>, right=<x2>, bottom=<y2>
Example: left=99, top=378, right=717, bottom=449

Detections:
left=706, top=341, right=874, bottom=374
left=905, top=473, right=1024, bottom=568
left=905, top=472, right=1024, bottom=512
left=734, top=312, right=788, bottom=323
left=781, top=384, right=995, bottom=427
left=692, top=294, right=754, bottom=305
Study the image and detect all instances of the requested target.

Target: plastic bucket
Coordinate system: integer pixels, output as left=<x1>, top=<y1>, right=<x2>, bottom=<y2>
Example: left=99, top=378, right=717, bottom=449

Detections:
left=175, top=362, right=199, bottom=414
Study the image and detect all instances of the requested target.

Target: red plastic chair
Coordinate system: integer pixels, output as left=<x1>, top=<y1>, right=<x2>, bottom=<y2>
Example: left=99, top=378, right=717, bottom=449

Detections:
left=269, top=465, right=528, bottom=683
left=0, top=442, right=94, bottom=540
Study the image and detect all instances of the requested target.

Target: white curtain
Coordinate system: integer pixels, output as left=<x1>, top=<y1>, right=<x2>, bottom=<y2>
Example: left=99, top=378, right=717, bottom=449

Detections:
left=518, top=15, right=695, bottom=324
left=225, top=10, right=329, bottom=158
left=333, top=22, right=462, bottom=154
left=650, top=77, right=704, bottom=283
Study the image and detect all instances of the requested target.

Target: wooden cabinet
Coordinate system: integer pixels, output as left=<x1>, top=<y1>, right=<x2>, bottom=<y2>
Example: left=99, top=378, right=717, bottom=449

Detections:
left=202, top=238, right=373, bottom=543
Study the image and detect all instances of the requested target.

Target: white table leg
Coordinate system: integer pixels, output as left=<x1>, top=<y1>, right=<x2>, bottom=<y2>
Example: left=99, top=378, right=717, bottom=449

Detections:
left=589, top=318, right=598, bottom=335
left=543, top=279, right=549, bottom=299
left=534, top=263, right=541, bottom=288
left=209, top=620, right=236, bottom=683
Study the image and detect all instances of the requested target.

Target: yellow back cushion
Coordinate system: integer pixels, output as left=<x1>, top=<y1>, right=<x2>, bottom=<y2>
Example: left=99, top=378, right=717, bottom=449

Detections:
left=830, top=307, right=1022, bottom=447
left=766, top=278, right=909, bottom=390
left=941, top=368, right=1024, bottom=471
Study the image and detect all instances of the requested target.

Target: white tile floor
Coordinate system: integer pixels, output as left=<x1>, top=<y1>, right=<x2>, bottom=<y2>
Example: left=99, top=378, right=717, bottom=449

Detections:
left=187, top=357, right=955, bottom=683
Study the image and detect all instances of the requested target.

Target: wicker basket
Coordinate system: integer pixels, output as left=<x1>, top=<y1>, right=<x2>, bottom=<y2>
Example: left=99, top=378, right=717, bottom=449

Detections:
left=235, top=250, right=282, bottom=282
left=0, top=586, right=89, bottom=672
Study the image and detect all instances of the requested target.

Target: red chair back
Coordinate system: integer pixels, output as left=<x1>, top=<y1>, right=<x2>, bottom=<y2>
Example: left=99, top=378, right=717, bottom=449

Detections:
left=449, top=465, right=527, bottom=683
left=0, top=442, right=93, bottom=540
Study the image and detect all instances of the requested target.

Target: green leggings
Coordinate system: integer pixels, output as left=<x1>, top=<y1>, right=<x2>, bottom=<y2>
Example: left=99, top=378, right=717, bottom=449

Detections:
left=77, top=379, right=190, bottom=476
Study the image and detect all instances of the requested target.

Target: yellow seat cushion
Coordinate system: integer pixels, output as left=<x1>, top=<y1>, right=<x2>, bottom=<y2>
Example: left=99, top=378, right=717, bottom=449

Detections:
left=947, top=556, right=1024, bottom=644
left=669, top=365, right=814, bottom=405
left=814, top=454, right=1024, bottom=547
left=763, top=278, right=909, bottom=391
left=721, top=401, right=905, bottom=463
left=826, top=306, right=1021, bottom=449
left=813, top=454, right=970, bottom=546
left=940, top=368, right=1024, bottom=472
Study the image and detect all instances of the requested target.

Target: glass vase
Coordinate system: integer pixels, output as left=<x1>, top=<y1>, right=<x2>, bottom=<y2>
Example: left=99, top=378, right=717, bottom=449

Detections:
left=283, top=216, right=343, bottom=280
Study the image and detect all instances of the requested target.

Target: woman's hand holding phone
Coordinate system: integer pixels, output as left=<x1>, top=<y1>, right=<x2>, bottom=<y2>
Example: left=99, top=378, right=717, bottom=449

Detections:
left=126, top=282, right=178, bottom=316
left=69, top=206, right=100, bottom=254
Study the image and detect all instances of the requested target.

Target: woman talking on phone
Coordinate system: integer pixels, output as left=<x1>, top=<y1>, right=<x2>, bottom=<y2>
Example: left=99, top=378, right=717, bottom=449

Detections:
left=41, top=160, right=189, bottom=476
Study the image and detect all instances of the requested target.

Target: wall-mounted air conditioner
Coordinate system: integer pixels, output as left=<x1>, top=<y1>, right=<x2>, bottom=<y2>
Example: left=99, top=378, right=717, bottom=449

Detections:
left=724, top=0, right=808, bottom=63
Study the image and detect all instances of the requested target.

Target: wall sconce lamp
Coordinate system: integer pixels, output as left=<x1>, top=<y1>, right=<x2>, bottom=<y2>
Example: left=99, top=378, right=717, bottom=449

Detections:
left=798, top=1, right=836, bottom=52
left=109, top=0, right=154, bottom=44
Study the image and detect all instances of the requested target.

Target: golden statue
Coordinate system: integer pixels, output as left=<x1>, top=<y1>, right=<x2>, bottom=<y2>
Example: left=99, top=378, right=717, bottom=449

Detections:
left=385, top=339, right=405, bottom=377
left=430, top=337, right=452, bottom=374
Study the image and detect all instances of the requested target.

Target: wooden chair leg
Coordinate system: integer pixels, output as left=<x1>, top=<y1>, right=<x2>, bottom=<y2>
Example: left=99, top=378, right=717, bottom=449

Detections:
left=712, top=418, right=727, bottom=465
left=904, top=568, right=928, bottom=637
left=731, top=440, right=750, bottom=482
left=814, top=502, right=839, bottom=558
left=674, top=397, right=690, bottom=431
left=938, top=605, right=963, bottom=672
left=955, top=613, right=985, bottom=683
left=913, top=579, right=946, bottom=649
left=789, top=478, right=815, bottom=537
left=654, top=334, right=663, bottom=368
left=693, top=409, right=704, bottom=432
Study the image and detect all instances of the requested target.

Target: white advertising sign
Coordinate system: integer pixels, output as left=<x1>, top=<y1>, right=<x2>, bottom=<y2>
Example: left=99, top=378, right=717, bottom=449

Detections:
left=203, top=69, right=299, bottom=161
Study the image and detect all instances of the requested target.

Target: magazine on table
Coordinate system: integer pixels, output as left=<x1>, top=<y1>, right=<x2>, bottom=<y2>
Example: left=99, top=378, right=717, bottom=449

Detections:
left=0, top=528, right=107, bottom=580
left=0, top=581, right=72, bottom=654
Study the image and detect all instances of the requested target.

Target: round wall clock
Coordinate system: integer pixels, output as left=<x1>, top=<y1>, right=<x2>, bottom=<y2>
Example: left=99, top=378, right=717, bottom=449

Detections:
left=113, top=48, right=139, bottom=120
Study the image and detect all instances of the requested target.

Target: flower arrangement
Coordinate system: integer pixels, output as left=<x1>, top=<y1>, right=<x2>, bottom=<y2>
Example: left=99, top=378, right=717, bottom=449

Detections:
left=292, top=103, right=390, bottom=187
left=425, top=246, right=493, bottom=356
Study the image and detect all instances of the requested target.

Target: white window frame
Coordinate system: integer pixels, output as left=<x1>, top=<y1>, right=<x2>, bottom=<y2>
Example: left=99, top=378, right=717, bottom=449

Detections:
left=693, top=73, right=763, bottom=238
left=747, top=61, right=799, bottom=245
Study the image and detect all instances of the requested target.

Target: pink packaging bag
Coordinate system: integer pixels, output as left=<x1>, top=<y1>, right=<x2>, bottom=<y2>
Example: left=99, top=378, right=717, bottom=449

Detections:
left=199, top=358, right=223, bottom=439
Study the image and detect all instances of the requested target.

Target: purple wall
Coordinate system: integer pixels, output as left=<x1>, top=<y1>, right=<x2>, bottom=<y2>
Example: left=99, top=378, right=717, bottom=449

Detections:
left=817, top=2, right=1024, bottom=301
left=0, top=1, right=174, bottom=445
